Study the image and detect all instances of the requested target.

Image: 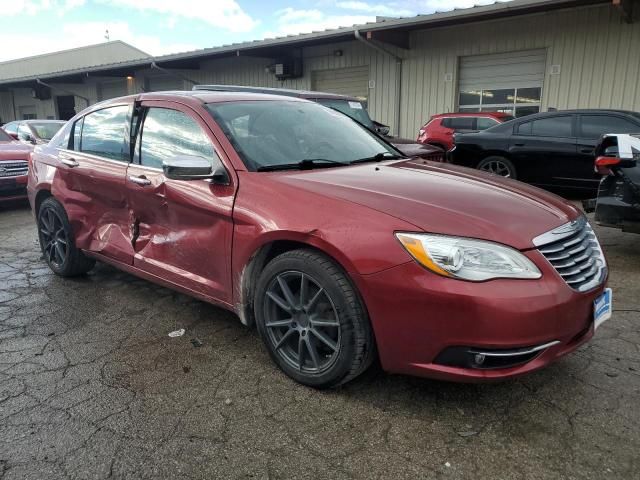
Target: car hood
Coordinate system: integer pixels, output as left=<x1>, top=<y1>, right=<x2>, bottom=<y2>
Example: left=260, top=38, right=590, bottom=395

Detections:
left=274, top=159, right=582, bottom=250
left=0, top=142, right=33, bottom=159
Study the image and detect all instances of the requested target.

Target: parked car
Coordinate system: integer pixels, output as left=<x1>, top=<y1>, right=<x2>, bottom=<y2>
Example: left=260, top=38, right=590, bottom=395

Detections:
left=192, top=85, right=444, bottom=161
left=449, top=109, right=640, bottom=191
left=589, top=134, right=640, bottom=234
left=29, top=91, right=610, bottom=388
left=3, top=120, right=66, bottom=145
left=0, top=129, right=31, bottom=202
left=417, top=112, right=513, bottom=151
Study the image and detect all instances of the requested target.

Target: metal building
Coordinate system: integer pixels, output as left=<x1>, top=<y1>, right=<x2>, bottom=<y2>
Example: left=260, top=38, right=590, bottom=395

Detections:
left=0, top=0, right=638, bottom=138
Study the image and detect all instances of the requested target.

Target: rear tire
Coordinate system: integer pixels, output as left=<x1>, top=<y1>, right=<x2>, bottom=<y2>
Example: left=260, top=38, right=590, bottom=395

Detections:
left=477, top=156, right=517, bottom=179
left=254, top=249, right=376, bottom=388
left=37, top=197, right=95, bottom=277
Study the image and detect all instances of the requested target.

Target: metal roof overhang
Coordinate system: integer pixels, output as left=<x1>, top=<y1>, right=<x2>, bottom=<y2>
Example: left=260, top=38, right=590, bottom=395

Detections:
left=0, top=0, right=613, bottom=88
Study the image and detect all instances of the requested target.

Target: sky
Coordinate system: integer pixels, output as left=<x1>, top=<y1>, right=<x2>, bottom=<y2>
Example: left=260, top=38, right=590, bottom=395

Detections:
left=0, top=0, right=507, bottom=62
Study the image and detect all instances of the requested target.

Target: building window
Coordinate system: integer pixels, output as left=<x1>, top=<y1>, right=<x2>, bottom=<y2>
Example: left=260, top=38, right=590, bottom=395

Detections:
left=458, top=87, right=542, bottom=118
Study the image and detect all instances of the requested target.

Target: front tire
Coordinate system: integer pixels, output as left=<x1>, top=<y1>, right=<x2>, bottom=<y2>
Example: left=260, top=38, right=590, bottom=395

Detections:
left=255, top=249, right=375, bottom=388
left=477, top=156, right=517, bottom=179
left=37, top=197, right=95, bottom=277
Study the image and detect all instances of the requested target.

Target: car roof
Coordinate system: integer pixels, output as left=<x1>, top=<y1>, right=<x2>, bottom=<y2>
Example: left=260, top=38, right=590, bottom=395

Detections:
left=192, top=85, right=361, bottom=101
left=516, top=109, right=640, bottom=121
left=23, top=119, right=66, bottom=124
left=432, top=112, right=511, bottom=118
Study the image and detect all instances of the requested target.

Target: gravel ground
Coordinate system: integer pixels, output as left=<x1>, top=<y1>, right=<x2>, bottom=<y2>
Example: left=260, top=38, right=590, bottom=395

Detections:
left=0, top=200, right=638, bottom=480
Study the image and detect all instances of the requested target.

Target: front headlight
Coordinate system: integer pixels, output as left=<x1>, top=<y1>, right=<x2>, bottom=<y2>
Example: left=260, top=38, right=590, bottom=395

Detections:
left=395, top=233, right=541, bottom=281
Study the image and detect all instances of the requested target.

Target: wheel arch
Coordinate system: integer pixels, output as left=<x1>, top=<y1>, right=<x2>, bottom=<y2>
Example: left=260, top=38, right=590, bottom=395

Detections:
left=236, top=235, right=363, bottom=329
left=34, top=188, right=53, bottom=215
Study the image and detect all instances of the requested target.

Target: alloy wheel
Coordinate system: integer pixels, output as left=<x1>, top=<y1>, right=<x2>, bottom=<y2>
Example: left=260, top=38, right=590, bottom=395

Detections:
left=263, top=271, right=341, bottom=374
left=480, top=160, right=512, bottom=177
left=39, top=206, right=69, bottom=268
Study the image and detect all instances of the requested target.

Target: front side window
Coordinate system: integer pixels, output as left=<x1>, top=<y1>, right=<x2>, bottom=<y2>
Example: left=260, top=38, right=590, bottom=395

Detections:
left=139, top=108, right=216, bottom=169
left=80, top=105, right=129, bottom=161
left=579, top=115, right=640, bottom=139
left=207, top=100, right=397, bottom=171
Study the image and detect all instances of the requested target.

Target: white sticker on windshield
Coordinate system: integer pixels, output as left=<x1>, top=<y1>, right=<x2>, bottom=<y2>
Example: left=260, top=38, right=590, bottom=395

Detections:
left=348, top=101, right=363, bottom=109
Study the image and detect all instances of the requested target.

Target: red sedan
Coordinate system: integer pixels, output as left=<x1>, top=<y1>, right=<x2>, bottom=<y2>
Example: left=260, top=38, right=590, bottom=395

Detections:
left=27, top=92, right=611, bottom=387
left=0, top=128, right=32, bottom=202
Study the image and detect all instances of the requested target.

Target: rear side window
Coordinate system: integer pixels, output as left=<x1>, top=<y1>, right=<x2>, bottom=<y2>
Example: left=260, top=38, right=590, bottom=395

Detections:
left=517, top=116, right=573, bottom=137
left=579, top=115, right=640, bottom=139
left=139, top=108, right=217, bottom=169
left=80, top=105, right=129, bottom=161
left=442, top=117, right=475, bottom=130
left=477, top=117, right=499, bottom=130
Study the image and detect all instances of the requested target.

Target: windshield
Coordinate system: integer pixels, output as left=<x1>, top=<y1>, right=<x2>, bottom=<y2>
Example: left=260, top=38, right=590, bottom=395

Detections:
left=314, top=98, right=374, bottom=129
left=207, top=100, right=396, bottom=171
left=30, top=122, right=64, bottom=141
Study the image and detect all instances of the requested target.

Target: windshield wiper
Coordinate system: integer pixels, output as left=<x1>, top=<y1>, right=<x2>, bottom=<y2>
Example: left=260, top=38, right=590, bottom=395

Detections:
left=350, top=152, right=406, bottom=165
left=256, top=158, right=349, bottom=172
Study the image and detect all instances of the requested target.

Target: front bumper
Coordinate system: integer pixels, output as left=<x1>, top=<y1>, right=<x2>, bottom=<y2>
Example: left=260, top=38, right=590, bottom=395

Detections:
left=0, top=175, right=27, bottom=202
left=354, top=250, right=605, bottom=382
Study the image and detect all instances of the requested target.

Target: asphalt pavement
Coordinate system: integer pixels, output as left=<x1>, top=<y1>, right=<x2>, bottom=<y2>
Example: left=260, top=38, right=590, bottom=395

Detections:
left=0, top=200, right=638, bottom=479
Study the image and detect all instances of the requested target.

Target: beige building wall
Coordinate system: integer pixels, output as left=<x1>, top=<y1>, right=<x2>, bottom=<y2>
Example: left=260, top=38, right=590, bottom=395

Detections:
left=400, top=3, right=640, bottom=137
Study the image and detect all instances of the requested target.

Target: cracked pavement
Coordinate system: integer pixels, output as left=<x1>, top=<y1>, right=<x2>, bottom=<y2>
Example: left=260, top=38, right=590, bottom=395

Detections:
left=0, top=200, right=639, bottom=480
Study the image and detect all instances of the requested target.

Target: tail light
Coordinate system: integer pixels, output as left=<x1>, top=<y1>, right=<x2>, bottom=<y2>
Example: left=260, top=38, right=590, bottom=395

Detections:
left=595, top=156, right=621, bottom=175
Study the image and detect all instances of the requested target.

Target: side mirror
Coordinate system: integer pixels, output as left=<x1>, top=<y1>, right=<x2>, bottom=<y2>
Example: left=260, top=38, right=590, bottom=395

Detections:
left=7, top=132, right=18, bottom=141
left=163, top=155, right=230, bottom=185
left=372, top=120, right=390, bottom=136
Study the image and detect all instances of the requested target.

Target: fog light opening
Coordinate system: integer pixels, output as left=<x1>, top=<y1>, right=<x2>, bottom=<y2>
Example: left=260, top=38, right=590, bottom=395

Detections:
left=473, top=353, right=486, bottom=366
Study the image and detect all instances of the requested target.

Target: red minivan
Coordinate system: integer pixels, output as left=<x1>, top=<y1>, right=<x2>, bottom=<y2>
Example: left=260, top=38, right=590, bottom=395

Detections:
left=28, top=92, right=610, bottom=388
left=417, top=112, right=514, bottom=151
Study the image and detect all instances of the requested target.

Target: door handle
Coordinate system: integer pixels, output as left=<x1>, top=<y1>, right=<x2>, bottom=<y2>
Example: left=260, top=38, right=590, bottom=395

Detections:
left=128, top=175, right=152, bottom=186
left=580, top=148, right=594, bottom=154
left=60, top=158, right=79, bottom=168
left=514, top=143, right=525, bottom=147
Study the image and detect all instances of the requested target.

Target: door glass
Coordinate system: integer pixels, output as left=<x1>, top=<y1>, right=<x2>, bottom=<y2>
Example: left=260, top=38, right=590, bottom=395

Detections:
left=530, top=116, right=572, bottom=137
left=580, top=115, right=640, bottom=139
left=17, top=124, right=32, bottom=141
left=80, top=105, right=129, bottom=161
left=448, top=117, right=475, bottom=130
left=139, top=108, right=216, bottom=169
left=517, top=121, right=533, bottom=135
left=482, top=89, right=515, bottom=105
left=477, top=117, right=499, bottom=130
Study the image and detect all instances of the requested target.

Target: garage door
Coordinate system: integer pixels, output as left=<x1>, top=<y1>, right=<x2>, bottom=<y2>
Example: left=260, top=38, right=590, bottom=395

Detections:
left=458, top=49, right=546, bottom=117
left=99, top=80, right=128, bottom=101
left=312, top=66, right=369, bottom=103
left=148, top=76, right=185, bottom=92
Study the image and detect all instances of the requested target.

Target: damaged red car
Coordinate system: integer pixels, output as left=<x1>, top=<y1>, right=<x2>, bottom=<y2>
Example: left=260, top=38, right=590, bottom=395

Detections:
left=28, top=92, right=611, bottom=388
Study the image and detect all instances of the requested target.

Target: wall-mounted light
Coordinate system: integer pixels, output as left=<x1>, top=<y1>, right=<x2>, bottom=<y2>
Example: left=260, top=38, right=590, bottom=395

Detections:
left=126, top=76, right=134, bottom=80
left=334, top=49, right=343, bottom=57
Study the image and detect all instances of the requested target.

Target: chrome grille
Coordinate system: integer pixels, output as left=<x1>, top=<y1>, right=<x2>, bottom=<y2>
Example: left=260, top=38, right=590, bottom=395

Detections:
left=0, top=161, right=28, bottom=178
left=533, top=217, right=607, bottom=292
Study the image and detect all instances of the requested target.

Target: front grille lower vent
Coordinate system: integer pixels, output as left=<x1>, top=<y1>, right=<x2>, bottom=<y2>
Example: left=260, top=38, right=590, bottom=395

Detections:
left=0, top=161, right=28, bottom=178
left=533, top=217, right=607, bottom=292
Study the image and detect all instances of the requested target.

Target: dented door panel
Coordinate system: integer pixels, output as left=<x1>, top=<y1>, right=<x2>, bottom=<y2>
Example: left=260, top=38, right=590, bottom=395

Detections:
left=125, top=164, right=235, bottom=303
left=53, top=151, right=134, bottom=264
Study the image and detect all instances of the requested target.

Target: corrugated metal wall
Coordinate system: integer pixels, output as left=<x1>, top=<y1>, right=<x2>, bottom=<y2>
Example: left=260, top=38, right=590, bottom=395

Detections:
left=401, top=3, right=640, bottom=137
left=182, top=40, right=402, bottom=134
left=3, top=3, right=639, bottom=137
